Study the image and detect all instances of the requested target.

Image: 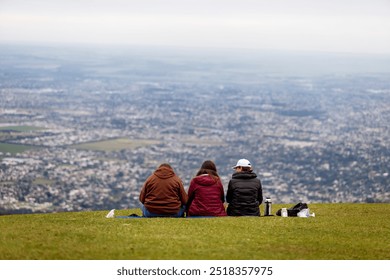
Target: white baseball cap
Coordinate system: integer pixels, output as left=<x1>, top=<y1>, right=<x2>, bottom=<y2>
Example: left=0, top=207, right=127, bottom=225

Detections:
left=232, top=159, right=251, bottom=169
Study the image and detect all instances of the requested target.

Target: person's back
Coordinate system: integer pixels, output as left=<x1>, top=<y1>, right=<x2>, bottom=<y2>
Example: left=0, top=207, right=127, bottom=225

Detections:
left=139, top=163, right=187, bottom=217
left=226, top=159, right=263, bottom=216
left=187, top=173, right=226, bottom=217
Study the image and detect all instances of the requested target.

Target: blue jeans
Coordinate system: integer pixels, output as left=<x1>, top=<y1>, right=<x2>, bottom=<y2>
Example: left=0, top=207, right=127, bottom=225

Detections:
left=142, top=205, right=186, bottom=218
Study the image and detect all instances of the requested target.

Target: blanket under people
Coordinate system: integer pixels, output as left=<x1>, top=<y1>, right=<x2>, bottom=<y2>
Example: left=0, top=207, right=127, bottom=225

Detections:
left=107, top=208, right=219, bottom=218
left=115, top=214, right=216, bottom=219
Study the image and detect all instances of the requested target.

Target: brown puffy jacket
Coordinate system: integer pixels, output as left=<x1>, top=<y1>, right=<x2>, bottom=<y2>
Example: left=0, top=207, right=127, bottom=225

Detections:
left=139, top=166, right=188, bottom=214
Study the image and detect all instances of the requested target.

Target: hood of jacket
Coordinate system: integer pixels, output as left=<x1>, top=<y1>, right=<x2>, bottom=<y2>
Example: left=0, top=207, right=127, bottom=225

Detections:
left=193, top=174, right=219, bottom=186
left=232, top=171, right=257, bottom=180
left=154, top=166, right=175, bottom=179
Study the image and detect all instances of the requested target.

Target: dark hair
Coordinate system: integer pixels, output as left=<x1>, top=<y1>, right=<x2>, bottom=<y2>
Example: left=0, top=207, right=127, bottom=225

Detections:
left=241, top=166, right=252, bottom=172
left=196, top=160, right=219, bottom=179
left=159, top=163, right=173, bottom=169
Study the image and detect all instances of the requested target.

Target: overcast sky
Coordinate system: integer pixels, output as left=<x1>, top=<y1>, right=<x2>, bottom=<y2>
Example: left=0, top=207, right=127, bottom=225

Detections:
left=1, top=0, right=390, bottom=54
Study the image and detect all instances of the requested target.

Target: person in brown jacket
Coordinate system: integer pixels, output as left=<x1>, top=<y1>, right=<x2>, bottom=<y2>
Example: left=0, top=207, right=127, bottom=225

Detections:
left=139, top=163, right=188, bottom=217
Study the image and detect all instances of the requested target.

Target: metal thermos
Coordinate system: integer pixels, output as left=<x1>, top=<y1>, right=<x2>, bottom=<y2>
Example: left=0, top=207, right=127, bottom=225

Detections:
left=265, top=197, right=272, bottom=216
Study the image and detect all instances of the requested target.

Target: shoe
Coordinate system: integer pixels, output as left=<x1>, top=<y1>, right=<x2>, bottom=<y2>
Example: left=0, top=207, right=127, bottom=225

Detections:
left=106, top=209, right=115, bottom=218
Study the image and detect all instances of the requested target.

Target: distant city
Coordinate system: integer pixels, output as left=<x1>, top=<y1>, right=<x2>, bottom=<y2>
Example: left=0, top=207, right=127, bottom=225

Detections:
left=1, top=44, right=389, bottom=214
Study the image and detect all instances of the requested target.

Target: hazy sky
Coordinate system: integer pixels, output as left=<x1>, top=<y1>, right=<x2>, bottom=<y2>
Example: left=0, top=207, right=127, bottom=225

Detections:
left=1, top=0, right=390, bottom=54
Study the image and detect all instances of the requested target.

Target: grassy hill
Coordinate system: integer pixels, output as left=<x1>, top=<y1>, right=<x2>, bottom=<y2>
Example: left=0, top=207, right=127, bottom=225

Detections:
left=0, top=203, right=389, bottom=260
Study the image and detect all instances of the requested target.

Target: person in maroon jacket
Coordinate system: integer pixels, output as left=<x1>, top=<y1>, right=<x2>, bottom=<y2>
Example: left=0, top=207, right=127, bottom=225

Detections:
left=139, top=163, right=188, bottom=217
left=186, top=160, right=227, bottom=217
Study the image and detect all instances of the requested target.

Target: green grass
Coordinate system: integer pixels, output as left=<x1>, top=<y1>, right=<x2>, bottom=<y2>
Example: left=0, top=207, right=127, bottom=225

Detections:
left=0, top=125, right=44, bottom=132
left=32, top=178, right=54, bottom=186
left=71, top=138, right=160, bottom=152
left=0, top=204, right=389, bottom=260
left=0, top=142, right=34, bottom=155
left=0, top=125, right=42, bottom=155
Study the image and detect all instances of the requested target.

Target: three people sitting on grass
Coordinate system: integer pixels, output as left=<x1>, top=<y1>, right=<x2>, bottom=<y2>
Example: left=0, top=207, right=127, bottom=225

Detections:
left=138, top=159, right=263, bottom=217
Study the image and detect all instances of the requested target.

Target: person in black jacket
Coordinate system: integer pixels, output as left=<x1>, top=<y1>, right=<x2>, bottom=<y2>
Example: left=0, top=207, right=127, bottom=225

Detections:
left=226, top=159, right=263, bottom=216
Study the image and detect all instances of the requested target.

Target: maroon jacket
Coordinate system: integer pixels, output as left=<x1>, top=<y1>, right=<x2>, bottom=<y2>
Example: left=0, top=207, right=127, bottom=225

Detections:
left=139, top=166, right=188, bottom=215
left=187, top=174, right=227, bottom=217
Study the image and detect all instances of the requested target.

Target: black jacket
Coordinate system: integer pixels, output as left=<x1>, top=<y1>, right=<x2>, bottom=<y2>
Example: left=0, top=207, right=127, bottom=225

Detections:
left=226, top=171, right=263, bottom=216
